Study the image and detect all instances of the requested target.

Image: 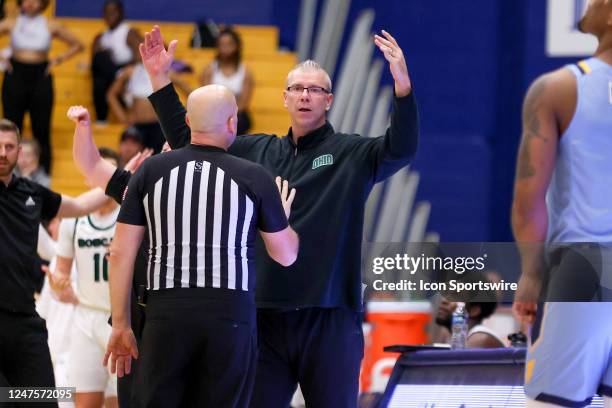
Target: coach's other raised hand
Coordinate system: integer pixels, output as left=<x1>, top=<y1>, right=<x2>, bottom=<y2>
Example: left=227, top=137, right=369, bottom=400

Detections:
left=139, top=25, right=178, bottom=91
left=374, top=30, right=412, bottom=97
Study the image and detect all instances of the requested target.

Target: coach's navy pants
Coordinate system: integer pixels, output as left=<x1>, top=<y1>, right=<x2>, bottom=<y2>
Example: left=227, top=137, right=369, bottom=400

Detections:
left=251, top=307, right=364, bottom=408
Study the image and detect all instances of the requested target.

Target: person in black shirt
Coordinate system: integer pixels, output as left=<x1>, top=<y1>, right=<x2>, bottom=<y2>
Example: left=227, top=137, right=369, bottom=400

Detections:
left=0, top=118, right=112, bottom=406
left=139, top=26, right=418, bottom=408
left=102, top=85, right=298, bottom=407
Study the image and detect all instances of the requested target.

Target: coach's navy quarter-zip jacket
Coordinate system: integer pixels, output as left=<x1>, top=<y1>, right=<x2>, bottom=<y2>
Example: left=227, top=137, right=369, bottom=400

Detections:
left=149, top=84, right=419, bottom=310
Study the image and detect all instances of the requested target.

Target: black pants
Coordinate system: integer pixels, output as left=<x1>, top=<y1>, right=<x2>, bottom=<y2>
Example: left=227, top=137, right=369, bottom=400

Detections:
left=134, top=288, right=257, bottom=408
left=91, top=51, right=123, bottom=122
left=0, top=310, right=57, bottom=408
left=2, top=59, right=53, bottom=173
left=251, top=307, right=364, bottom=408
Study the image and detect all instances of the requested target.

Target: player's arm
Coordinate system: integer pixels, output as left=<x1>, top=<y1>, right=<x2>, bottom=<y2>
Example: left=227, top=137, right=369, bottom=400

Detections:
left=27, top=175, right=105, bottom=223
left=52, top=256, right=73, bottom=285
left=68, top=105, right=150, bottom=195
left=68, top=106, right=116, bottom=187
left=48, top=219, right=79, bottom=304
left=511, top=72, right=563, bottom=322
left=256, top=172, right=299, bottom=267
left=37, top=224, right=56, bottom=262
left=36, top=183, right=105, bottom=230
left=56, top=188, right=108, bottom=219
left=49, top=256, right=78, bottom=304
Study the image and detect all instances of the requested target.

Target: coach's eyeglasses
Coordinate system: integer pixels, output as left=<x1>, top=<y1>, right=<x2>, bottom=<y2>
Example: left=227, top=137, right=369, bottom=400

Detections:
left=286, top=85, right=331, bottom=95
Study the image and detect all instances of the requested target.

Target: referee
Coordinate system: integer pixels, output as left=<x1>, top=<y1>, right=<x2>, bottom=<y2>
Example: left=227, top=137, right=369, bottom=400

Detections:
left=105, top=85, right=299, bottom=407
left=0, top=119, right=110, bottom=406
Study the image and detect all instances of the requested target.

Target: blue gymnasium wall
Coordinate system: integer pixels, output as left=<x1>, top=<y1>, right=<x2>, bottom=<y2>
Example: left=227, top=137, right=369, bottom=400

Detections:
left=57, top=1, right=581, bottom=242
left=55, top=1, right=275, bottom=25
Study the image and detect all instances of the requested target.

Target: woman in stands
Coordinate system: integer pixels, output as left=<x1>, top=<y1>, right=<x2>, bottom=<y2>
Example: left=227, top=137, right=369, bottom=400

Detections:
left=0, top=0, right=83, bottom=173
left=200, top=27, right=254, bottom=135
left=106, top=58, right=164, bottom=153
left=106, top=54, right=190, bottom=154
left=91, top=0, right=142, bottom=124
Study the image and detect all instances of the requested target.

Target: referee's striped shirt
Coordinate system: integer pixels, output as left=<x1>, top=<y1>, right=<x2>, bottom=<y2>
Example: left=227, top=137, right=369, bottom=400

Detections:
left=118, top=144, right=288, bottom=292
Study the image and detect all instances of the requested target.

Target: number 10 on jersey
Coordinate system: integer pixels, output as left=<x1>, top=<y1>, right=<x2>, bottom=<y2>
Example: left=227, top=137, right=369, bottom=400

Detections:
left=93, top=253, right=109, bottom=282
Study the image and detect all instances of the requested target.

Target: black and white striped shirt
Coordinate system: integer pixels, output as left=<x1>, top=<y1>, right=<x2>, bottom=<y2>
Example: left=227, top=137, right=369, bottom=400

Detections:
left=118, top=144, right=288, bottom=293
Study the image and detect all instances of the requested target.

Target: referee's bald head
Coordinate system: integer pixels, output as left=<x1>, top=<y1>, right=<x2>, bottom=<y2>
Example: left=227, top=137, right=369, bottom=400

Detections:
left=186, top=85, right=238, bottom=148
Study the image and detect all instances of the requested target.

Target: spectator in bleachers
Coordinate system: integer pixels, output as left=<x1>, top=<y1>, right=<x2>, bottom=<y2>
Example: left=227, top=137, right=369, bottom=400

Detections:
left=117, top=126, right=145, bottom=166
left=106, top=59, right=165, bottom=153
left=91, top=0, right=142, bottom=124
left=435, top=297, right=505, bottom=348
left=107, top=53, right=190, bottom=153
left=0, top=0, right=84, bottom=173
left=14, top=138, right=49, bottom=187
left=200, top=27, right=254, bottom=135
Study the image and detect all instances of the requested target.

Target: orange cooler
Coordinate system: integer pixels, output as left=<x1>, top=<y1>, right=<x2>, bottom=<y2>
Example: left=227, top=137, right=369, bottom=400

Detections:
left=360, top=301, right=431, bottom=392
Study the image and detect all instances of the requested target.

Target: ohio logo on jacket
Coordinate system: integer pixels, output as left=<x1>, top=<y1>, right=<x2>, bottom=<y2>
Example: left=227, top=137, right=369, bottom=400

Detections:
left=312, top=154, right=333, bottom=170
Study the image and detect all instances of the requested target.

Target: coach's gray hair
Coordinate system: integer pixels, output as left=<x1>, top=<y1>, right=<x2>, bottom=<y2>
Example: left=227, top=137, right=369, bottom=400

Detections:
left=286, top=60, right=332, bottom=91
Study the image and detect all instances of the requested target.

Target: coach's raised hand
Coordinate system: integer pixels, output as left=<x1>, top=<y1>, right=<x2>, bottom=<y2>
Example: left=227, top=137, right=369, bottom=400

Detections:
left=374, top=30, right=412, bottom=97
left=139, top=25, right=178, bottom=91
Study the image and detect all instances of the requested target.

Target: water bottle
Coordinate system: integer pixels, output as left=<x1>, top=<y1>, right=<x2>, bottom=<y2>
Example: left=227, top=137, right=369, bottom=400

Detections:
left=450, top=302, right=468, bottom=349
